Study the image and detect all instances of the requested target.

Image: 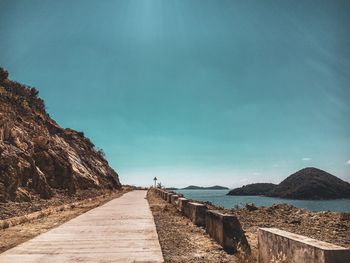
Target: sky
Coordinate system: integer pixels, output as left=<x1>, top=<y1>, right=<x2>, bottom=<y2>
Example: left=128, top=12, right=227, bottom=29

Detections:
left=1, top=0, right=350, bottom=188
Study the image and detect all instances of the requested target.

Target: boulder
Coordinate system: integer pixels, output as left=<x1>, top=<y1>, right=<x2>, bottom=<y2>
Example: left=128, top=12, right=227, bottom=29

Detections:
left=245, top=202, right=258, bottom=211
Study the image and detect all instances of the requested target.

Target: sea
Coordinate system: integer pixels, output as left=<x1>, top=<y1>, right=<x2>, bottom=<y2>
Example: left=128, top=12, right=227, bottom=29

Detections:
left=175, top=189, right=350, bottom=212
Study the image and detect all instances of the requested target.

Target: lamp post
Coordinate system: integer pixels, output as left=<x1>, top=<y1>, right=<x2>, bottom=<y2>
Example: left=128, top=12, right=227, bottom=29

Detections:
left=153, top=177, right=157, bottom=188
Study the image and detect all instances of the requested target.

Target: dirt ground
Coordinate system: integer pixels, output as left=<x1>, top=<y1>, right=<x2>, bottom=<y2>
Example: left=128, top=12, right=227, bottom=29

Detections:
left=230, top=203, right=350, bottom=253
left=0, top=188, right=128, bottom=220
left=0, top=188, right=130, bottom=253
left=147, top=190, right=253, bottom=263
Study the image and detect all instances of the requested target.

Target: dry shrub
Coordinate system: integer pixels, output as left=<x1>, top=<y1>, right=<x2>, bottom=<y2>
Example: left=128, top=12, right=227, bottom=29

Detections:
left=0, top=220, right=10, bottom=229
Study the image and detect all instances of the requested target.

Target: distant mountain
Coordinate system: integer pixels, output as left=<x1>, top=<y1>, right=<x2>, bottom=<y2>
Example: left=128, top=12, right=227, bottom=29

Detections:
left=227, top=183, right=276, bottom=196
left=227, top=167, right=350, bottom=200
left=182, top=185, right=229, bottom=190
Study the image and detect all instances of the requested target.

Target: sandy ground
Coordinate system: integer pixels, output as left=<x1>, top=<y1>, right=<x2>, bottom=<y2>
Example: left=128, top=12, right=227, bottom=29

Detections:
left=147, top=190, right=253, bottom=263
left=0, top=188, right=130, bottom=253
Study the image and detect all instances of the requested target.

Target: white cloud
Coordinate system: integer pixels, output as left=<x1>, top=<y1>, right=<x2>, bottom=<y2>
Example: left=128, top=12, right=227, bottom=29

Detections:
left=346, top=160, right=350, bottom=165
left=302, top=157, right=312, bottom=161
left=252, top=172, right=261, bottom=176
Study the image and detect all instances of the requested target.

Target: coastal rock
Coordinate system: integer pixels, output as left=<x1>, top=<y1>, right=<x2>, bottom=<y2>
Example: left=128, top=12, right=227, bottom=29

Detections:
left=245, top=203, right=258, bottom=211
left=0, top=67, right=121, bottom=202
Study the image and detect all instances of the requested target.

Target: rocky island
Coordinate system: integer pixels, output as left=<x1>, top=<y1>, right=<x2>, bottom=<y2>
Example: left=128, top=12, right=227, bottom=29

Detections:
left=227, top=183, right=276, bottom=196
left=227, top=167, right=350, bottom=199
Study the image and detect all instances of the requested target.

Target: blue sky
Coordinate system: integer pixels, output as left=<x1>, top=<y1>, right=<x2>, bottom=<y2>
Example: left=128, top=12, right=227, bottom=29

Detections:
left=1, top=0, right=350, bottom=187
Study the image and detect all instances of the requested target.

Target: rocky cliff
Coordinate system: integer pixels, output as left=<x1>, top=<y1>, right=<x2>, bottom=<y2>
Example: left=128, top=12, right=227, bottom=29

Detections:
left=0, top=67, right=121, bottom=202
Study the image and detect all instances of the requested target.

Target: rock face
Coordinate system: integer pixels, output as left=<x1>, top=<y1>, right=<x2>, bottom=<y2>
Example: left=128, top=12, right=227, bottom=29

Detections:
left=0, top=67, right=121, bottom=202
left=227, top=168, right=350, bottom=200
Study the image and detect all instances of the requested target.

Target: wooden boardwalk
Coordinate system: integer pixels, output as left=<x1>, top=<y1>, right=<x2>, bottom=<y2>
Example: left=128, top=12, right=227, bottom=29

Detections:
left=0, top=190, right=164, bottom=263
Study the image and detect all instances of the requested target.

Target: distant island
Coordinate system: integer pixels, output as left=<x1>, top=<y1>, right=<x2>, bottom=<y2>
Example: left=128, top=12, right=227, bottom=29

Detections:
left=228, top=183, right=276, bottom=196
left=182, top=185, right=229, bottom=190
left=227, top=167, right=350, bottom=200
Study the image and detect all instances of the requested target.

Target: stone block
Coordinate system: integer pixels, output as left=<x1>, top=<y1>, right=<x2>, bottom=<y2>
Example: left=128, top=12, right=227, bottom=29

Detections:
left=170, top=195, right=179, bottom=205
left=167, top=193, right=173, bottom=203
left=206, top=210, right=250, bottom=254
left=178, top=198, right=189, bottom=213
left=187, top=202, right=207, bottom=227
left=258, top=228, right=350, bottom=263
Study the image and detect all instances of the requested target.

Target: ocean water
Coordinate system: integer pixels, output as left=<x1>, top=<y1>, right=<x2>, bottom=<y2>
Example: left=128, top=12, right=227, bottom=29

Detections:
left=175, top=190, right=350, bottom=212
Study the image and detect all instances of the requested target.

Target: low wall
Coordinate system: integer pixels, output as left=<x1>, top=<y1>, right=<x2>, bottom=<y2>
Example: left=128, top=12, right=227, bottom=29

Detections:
left=167, top=193, right=173, bottom=203
left=206, top=210, right=250, bottom=254
left=170, top=195, right=179, bottom=206
left=177, top=197, right=189, bottom=213
left=165, top=192, right=169, bottom=201
left=187, top=202, right=207, bottom=227
left=258, top=228, right=350, bottom=263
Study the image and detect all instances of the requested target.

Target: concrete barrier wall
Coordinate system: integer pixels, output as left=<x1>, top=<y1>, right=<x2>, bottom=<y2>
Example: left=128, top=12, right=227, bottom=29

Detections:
left=170, top=195, right=179, bottom=206
left=258, top=228, right=350, bottom=263
left=177, top=198, right=189, bottom=213
left=206, top=210, right=250, bottom=254
left=187, top=202, right=207, bottom=227
left=167, top=193, right=173, bottom=203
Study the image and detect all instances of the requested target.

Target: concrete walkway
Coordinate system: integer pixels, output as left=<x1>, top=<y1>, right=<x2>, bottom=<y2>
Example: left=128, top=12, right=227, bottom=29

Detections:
left=0, top=190, right=164, bottom=263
